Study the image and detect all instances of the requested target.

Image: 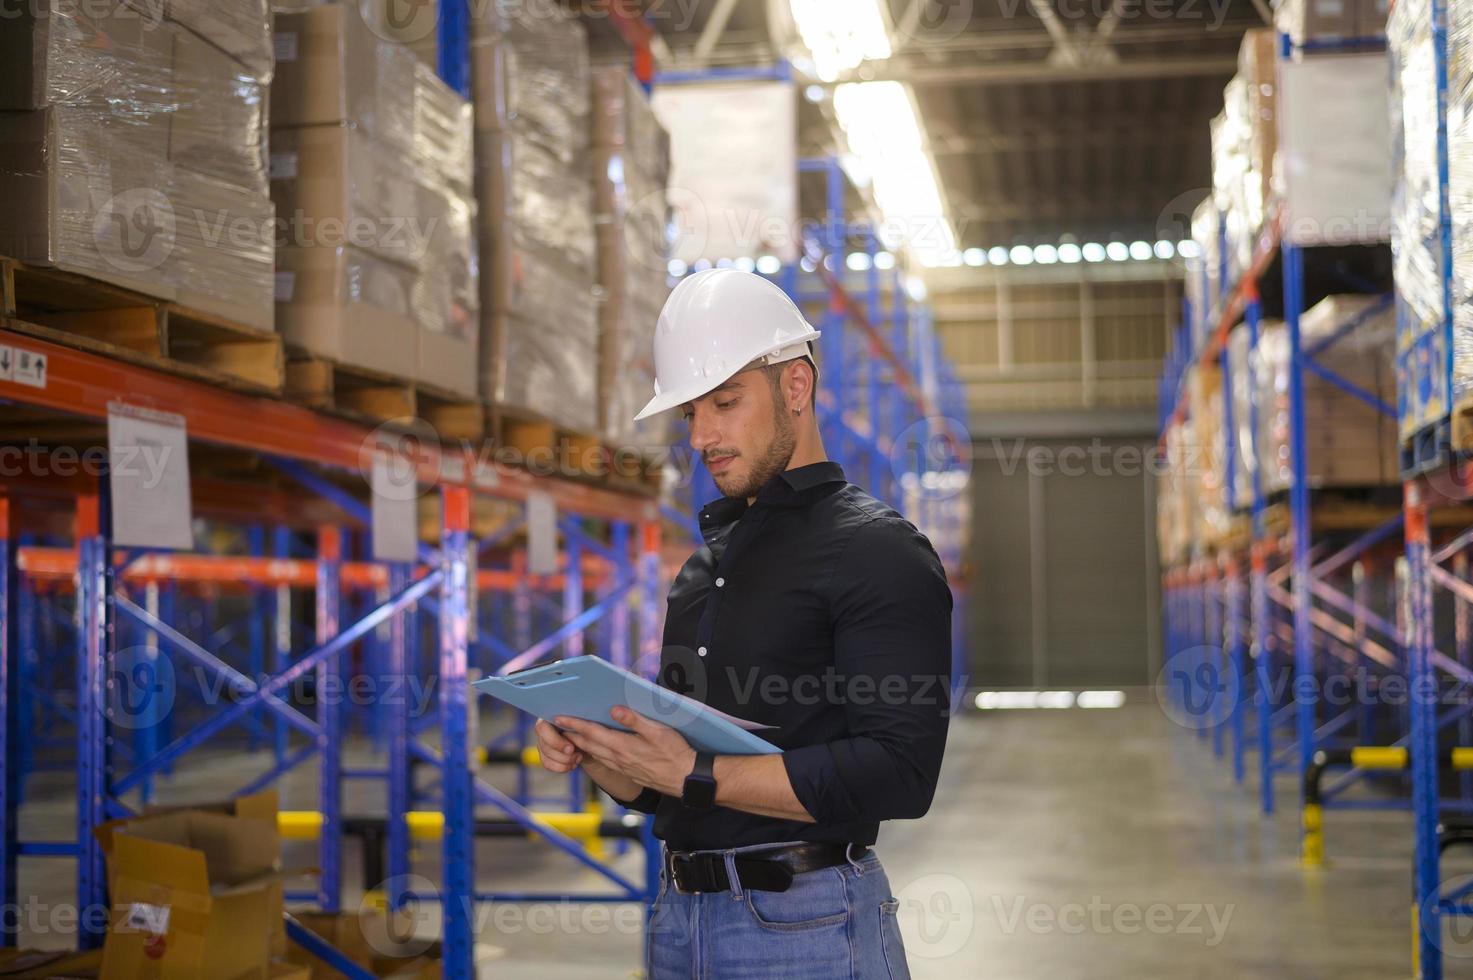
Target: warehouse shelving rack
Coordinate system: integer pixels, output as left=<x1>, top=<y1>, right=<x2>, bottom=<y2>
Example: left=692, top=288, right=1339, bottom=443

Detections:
left=1391, top=0, right=1473, bottom=973
left=0, top=329, right=670, bottom=978
left=1158, top=28, right=1422, bottom=866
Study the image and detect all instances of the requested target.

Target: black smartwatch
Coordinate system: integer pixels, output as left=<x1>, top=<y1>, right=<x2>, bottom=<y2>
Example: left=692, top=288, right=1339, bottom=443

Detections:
left=681, top=751, right=717, bottom=810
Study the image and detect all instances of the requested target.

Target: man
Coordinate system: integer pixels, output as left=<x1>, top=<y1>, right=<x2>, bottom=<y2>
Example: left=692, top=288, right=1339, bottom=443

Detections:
left=534, top=268, right=952, bottom=978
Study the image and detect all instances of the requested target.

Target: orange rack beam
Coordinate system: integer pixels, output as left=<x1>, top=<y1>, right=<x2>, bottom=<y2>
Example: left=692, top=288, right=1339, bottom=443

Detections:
left=0, top=328, right=660, bottom=524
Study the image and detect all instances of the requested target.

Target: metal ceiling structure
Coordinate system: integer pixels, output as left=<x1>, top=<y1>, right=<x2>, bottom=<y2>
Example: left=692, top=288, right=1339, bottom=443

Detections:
left=640, top=0, right=1268, bottom=249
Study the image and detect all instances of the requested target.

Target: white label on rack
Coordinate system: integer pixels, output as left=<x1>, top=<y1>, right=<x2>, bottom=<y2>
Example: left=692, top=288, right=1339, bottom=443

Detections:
left=526, top=490, right=557, bottom=577
left=371, top=453, right=419, bottom=563
left=125, top=902, right=170, bottom=936
left=268, top=152, right=298, bottom=181
left=108, top=403, right=193, bottom=550
left=273, top=31, right=298, bottom=63
left=0, top=345, right=13, bottom=383
left=274, top=270, right=296, bottom=302
left=11, top=346, right=45, bottom=388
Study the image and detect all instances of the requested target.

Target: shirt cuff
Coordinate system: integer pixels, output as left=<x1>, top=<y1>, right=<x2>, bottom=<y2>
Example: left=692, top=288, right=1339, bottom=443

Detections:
left=782, top=743, right=860, bottom=824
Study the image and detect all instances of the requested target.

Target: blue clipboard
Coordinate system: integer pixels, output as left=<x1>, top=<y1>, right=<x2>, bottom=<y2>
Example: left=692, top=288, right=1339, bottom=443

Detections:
left=473, top=656, right=781, bottom=756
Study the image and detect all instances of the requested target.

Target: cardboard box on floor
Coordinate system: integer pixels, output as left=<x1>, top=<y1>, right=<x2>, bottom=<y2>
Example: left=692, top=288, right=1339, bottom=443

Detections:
left=284, top=911, right=440, bottom=979
left=93, top=790, right=288, bottom=980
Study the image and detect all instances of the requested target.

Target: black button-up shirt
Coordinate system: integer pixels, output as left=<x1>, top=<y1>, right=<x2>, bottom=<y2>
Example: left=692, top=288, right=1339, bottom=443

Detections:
left=614, top=461, right=953, bottom=850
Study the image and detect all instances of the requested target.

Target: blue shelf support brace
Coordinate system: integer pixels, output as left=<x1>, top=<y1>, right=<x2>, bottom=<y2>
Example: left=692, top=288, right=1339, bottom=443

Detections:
left=439, top=485, right=475, bottom=980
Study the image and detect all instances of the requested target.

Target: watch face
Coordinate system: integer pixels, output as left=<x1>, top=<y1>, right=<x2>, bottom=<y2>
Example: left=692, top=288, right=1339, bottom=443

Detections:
left=683, top=775, right=717, bottom=809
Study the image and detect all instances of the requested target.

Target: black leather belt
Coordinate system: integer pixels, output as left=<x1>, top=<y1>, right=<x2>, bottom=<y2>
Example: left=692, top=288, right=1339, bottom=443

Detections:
left=664, top=842, right=868, bottom=895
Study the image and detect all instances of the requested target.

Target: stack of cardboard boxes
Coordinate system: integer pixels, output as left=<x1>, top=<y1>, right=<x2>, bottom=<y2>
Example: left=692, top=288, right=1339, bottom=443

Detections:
left=270, top=2, right=478, bottom=397
left=93, top=790, right=301, bottom=979
left=1255, top=295, right=1399, bottom=491
left=0, top=1, right=276, bottom=331
left=590, top=67, right=672, bottom=450
left=472, top=0, right=600, bottom=435
left=1210, top=29, right=1277, bottom=289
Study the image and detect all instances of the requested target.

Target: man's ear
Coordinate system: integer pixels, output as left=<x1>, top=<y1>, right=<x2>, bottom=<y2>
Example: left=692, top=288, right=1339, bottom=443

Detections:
left=784, top=359, right=815, bottom=414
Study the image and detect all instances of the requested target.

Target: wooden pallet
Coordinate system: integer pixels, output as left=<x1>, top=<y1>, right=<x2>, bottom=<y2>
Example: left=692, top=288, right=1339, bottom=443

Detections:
left=492, top=405, right=608, bottom=482
left=284, top=350, right=485, bottom=443
left=488, top=405, right=660, bottom=495
left=0, top=257, right=283, bottom=392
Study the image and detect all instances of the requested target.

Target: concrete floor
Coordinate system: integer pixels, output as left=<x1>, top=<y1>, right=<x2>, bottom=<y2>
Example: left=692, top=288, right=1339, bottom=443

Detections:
left=16, top=702, right=1436, bottom=977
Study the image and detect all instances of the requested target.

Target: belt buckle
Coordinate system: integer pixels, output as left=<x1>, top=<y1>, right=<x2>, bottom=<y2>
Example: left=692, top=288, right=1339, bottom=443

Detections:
left=668, top=852, right=699, bottom=895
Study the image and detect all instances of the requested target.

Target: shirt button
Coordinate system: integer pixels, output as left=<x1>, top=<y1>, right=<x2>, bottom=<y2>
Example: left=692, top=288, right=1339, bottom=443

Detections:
left=698, top=647, right=708, bottom=657
left=715, top=577, right=726, bottom=588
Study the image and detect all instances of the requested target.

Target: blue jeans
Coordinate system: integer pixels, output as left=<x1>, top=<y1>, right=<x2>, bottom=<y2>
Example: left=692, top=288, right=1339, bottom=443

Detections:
left=646, top=841, right=911, bottom=979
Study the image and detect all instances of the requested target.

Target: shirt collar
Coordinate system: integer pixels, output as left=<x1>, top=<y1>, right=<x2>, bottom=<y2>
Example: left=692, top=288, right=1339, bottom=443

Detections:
left=698, top=461, right=847, bottom=529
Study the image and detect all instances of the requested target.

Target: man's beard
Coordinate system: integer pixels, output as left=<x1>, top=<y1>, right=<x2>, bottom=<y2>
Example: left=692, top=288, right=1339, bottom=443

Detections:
left=711, top=401, right=797, bottom=499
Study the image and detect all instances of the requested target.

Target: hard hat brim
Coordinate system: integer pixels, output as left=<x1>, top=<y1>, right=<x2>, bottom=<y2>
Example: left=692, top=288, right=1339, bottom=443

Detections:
left=631, top=330, right=821, bottom=422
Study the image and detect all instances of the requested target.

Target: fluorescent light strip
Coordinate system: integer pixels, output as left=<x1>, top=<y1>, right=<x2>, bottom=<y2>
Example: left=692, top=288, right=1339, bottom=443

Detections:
left=972, top=690, right=1126, bottom=710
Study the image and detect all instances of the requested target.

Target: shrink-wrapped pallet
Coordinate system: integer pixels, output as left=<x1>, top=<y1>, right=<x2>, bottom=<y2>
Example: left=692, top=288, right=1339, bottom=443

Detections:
left=1448, top=0, right=1473, bottom=434
left=1188, top=364, right=1233, bottom=546
left=0, top=2, right=275, bottom=329
left=472, top=0, right=598, bottom=433
left=591, top=66, right=672, bottom=449
left=1391, top=0, right=1450, bottom=439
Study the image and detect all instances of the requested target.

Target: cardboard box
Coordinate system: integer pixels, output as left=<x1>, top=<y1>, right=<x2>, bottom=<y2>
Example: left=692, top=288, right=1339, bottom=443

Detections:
left=95, top=796, right=283, bottom=980
left=269, top=125, right=423, bottom=270
left=415, top=322, right=478, bottom=398
left=283, top=911, right=439, bottom=980
left=0, top=106, right=177, bottom=301
left=0, top=3, right=175, bottom=112
left=167, top=0, right=272, bottom=79
left=168, top=27, right=267, bottom=188
left=270, top=5, right=414, bottom=146
left=168, top=166, right=275, bottom=332
left=275, top=245, right=418, bottom=377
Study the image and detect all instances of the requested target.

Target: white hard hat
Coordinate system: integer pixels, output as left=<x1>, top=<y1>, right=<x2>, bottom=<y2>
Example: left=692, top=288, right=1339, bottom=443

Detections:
left=634, top=268, right=821, bottom=421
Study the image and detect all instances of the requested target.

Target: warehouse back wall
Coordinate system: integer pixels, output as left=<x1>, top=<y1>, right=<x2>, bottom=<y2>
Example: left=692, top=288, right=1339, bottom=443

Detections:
left=968, top=431, right=1161, bottom=690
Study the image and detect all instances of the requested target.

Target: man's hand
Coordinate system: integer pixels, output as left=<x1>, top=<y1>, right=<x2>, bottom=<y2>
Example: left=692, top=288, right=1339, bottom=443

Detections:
left=554, top=707, right=698, bottom=797
left=532, top=718, right=584, bottom=773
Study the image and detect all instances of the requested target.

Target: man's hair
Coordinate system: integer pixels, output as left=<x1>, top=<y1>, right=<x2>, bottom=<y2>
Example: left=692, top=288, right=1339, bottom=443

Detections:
left=761, top=357, right=818, bottom=408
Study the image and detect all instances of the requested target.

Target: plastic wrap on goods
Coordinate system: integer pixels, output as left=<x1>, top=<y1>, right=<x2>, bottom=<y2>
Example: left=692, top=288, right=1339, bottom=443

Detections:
left=413, top=60, right=474, bottom=193
left=412, top=184, right=479, bottom=341
left=269, top=126, right=427, bottom=270
left=591, top=67, right=672, bottom=188
left=1190, top=197, right=1222, bottom=343
left=0, top=104, right=175, bottom=298
left=1211, top=86, right=1253, bottom=284
left=1391, top=0, right=1449, bottom=439
left=0, top=2, right=175, bottom=112
left=169, top=26, right=268, bottom=189
left=471, top=0, right=590, bottom=162
left=270, top=4, right=416, bottom=146
left=502, top=133, right=596, bottom=271
left=1448, top=0, right=1473, bottom=421
left=0, top=5, right=274, bottom=329
left=499, top=306, right=600, bottom=434
left=169, top=167, right=275, bottom=330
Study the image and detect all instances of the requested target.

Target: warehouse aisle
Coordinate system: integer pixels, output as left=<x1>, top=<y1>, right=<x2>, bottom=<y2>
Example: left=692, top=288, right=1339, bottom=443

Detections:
left=464, top=703, right=1413, bottom=978
left=13, top=703, right=1415, bottom=978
